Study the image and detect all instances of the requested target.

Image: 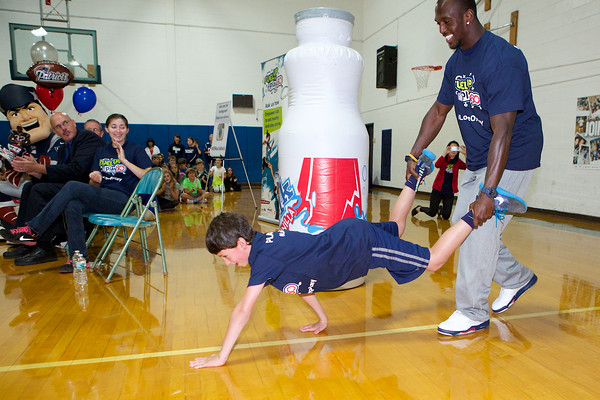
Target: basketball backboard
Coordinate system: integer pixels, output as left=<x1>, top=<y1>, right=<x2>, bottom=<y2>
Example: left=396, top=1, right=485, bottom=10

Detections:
left=8, top=23, right=101, bottom=84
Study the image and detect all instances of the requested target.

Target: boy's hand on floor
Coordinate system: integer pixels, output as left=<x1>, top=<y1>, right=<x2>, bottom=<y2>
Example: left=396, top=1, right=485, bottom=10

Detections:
left=299, top=320, right=327, bottom=334
left=189, top=353, right=225, bottom=369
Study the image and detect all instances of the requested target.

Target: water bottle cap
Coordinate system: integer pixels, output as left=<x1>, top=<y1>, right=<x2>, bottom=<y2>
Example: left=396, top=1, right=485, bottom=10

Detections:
left=294, top=8, right=355, bottom=25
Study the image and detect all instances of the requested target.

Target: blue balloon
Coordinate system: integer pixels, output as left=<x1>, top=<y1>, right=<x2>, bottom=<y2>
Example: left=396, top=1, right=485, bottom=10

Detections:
left=72, top=87, right=97, bottom=113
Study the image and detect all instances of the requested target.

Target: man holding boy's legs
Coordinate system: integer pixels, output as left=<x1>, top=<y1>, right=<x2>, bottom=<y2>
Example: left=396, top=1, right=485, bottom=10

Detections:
left=190, top=152, right=527, bottom=369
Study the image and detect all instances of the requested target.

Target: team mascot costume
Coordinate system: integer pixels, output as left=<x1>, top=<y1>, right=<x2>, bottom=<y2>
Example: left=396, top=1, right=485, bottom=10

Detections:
left=0, top=83, right=63, bottom=226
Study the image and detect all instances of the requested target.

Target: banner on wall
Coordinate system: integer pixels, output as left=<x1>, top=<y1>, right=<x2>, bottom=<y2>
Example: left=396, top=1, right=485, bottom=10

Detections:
left=210, top=101, right=231, bottom=158
left=574, top=95, right=600, bottom=169
left=259, top=54, right=287, bottom=224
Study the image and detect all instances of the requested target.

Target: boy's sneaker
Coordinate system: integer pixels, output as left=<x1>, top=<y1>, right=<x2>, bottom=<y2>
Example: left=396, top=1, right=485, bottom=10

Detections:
left=437, top=310, right=490, bottom=336
left=480, top=185, right=527, bottom=219
left=416, top=149, right=436, bottom=181
left=492, top=274, right=538, bottom=314
left=0, top=225, right=38, bottom=246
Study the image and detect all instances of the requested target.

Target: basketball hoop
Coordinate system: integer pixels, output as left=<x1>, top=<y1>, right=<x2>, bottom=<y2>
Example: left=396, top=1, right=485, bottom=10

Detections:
left=411, top=65, right=442, bottom=89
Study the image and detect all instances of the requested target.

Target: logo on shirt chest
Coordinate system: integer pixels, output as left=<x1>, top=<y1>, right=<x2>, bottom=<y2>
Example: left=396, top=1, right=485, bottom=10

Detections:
left=454, top=74, right=481, bottom=110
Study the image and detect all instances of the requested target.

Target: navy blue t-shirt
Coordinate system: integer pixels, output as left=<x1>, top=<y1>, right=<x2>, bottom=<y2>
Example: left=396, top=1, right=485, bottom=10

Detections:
left=248, top=219, right=373, bottom=294
left=184, top=146, right=199, bottom=164
left=92, top=141, right=153, bottom=195
left=437, top=30, right=543, bottom=171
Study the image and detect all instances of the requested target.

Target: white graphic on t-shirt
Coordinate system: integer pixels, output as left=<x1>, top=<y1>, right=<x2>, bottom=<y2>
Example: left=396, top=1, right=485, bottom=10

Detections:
left=455, top=74, right=482, bottom=110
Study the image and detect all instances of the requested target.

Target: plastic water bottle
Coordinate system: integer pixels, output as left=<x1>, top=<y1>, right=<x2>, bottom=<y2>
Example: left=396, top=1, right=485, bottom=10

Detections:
left=278, top=8, right=369, bottom=234
left=73, top=250, right=87, bottom=285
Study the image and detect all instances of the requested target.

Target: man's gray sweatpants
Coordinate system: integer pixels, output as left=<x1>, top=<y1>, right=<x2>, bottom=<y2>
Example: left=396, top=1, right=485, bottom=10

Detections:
left=450, top=168, right=535, bottom=322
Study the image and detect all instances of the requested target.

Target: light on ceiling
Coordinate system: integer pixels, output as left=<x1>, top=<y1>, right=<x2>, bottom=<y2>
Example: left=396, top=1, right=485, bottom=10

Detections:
left=31, top=27, right=48, bottom=37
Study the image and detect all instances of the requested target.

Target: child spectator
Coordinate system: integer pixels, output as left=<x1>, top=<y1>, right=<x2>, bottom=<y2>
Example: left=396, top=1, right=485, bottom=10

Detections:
left=209, top=158, right=226, bottom=193
left=180, top=168, right=210, bottom=204
left=157, top=167, right=180, bottom=210
left=195, top=159, right=209, bottom=190
left=224, top=167, right=241, bottom=192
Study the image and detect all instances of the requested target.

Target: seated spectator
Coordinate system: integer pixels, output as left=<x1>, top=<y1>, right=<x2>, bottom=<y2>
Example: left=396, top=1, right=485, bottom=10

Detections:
left=184, top=137, right=200, bottom=165
left=157, top=167, right=180, bottom=210
left=169, top=164, right=181, bottom=184
left=224, top=167, right=241, bottom=192
left=0, top=113, right=152, bottom=273
left=168, top=135, right=184, bottom=159
left=209, top=158, right=226, bottom=193
left=5, top=112, right=105, bottom=266
left=177, top=157, right=187, bottom=181
left=195, top=159, right=209, bottom=190
left=145, top=138, right=160, bottom=159
left=151, top=154, right=161, bottom=166
left=180, top=168, right=210, bottom=204
left=83, top=119, right=104, bottom=138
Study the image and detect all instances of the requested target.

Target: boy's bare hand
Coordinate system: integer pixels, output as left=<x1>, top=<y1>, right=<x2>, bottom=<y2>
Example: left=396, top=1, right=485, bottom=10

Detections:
left=299, top=320, right=327, bottom=334
left=189, top=353, right=225, bottom=369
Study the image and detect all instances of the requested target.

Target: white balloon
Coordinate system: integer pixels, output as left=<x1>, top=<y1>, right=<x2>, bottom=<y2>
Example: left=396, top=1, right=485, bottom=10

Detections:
left=30, top=40, right=59, bottom=62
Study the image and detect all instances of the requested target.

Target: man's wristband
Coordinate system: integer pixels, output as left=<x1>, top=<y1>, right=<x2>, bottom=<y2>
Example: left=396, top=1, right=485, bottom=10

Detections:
left=404, top=154, right=418, bottom=163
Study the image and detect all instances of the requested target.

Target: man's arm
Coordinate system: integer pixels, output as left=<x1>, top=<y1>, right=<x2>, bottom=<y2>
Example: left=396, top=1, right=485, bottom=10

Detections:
left=11, top=154, right=46, bottom=175
left=298, top=294, right=328, bottom=334
left=189, top=283, right=265, bottom=369
left=406, top=101, right=453, bottom=179
left=45, top=134, right=105, bottom=183
left=470, top=110, right=516, bottom=227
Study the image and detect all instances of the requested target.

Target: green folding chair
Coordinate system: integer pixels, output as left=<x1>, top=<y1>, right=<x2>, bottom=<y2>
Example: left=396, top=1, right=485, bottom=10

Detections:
left=86, top=167, right=168, bottom=283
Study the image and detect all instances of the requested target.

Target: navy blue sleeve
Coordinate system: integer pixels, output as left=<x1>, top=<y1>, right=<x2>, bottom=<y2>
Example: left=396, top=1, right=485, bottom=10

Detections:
left=485, top=65, right=527, bottom=116
left=437, top=64, right=455, bottom=106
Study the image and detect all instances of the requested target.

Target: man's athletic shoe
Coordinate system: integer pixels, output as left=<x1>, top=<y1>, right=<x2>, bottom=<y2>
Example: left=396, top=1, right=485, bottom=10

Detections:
left=437, top=310, right=490, bottom=336
left=3, top=245, right=32, bottom=259
left=416, top=149, right=436, bottom=181
left=492, top=274, right=538, bottom=314
left=0, top=225, right=39, bottom=246
left=480, top=185, right=528, bottom=219
left=14, top=247, right=57, bottom=266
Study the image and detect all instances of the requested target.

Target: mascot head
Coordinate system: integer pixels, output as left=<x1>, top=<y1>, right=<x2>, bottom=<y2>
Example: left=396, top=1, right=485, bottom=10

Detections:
left=0, top=84, right=52, bottom=145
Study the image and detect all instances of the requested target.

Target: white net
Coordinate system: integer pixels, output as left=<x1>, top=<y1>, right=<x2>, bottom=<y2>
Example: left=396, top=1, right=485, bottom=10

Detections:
left=411, top=66, right=440, bottom=89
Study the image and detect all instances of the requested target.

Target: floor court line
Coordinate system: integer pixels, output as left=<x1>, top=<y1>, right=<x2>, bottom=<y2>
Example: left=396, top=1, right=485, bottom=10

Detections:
left=1, top=306, right=598, bottom=373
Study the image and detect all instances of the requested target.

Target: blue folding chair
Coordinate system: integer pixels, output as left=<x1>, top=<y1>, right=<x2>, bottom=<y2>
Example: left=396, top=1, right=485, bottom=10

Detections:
left=87, top=167, right=167, bottom=283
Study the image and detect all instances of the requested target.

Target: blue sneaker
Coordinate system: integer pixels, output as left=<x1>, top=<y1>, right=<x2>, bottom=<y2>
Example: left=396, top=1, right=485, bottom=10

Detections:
left=480, top=185, right=527, bottom=219
left=416, top=149, right=436, bottom=181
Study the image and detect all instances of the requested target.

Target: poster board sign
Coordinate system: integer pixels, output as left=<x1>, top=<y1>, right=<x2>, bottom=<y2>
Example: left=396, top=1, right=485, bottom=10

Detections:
left=259, top=54, right=287, bottom=224
left=210, top=101, right=231, bottom=158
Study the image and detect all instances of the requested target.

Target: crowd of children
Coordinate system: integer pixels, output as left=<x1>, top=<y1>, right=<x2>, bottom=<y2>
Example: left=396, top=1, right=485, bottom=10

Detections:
left=147, top=135, right=243, bottom=210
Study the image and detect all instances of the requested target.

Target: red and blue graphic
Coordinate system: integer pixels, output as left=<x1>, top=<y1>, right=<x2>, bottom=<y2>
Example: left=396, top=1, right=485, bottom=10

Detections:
left=279, top=157, right=365, bottom=233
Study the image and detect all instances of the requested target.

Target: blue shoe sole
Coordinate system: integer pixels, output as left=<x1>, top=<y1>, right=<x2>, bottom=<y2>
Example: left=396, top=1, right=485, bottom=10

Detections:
left=492, top=274, right=538, bottom=314
left=437, top=319, right=490, bottom=336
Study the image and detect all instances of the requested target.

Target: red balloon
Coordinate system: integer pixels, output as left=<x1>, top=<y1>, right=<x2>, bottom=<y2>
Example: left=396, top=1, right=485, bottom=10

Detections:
left=35, top=85, right=64, bottom=111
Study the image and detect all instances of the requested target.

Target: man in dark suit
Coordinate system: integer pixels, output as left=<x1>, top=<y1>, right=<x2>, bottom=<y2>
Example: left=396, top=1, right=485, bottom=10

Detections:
left=6, top=112, right=106, bottom=266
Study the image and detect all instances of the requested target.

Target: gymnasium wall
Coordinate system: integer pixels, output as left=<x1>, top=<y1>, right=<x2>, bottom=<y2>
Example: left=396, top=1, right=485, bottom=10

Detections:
left=0, top=0, right=363, bottom=183
left=360, top=0, right=600, bottom=217
left=1, top=0, right=598, bottom=216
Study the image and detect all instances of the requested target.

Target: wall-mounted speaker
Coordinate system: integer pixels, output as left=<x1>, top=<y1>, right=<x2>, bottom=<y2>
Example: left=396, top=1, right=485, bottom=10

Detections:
left=232, top=94, right=253, bottom=108
left=376, top=46, right=397, bottom=89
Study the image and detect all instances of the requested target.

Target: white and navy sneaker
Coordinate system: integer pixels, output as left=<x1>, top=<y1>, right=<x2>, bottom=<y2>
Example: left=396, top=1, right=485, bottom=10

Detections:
left=437, top=310, right=490, bottom=336
left=492, top=274, right=538, bottom=314
left=416, top=149, right=436, bottom=181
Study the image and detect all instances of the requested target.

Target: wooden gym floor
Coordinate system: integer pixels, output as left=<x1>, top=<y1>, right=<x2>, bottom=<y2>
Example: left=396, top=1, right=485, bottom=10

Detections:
left=0, top=188, right=598, bottom=399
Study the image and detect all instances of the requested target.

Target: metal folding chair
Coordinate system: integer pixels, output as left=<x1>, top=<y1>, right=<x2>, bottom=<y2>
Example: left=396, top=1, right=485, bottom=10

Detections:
left=86, top=167, right=168, bottom=283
